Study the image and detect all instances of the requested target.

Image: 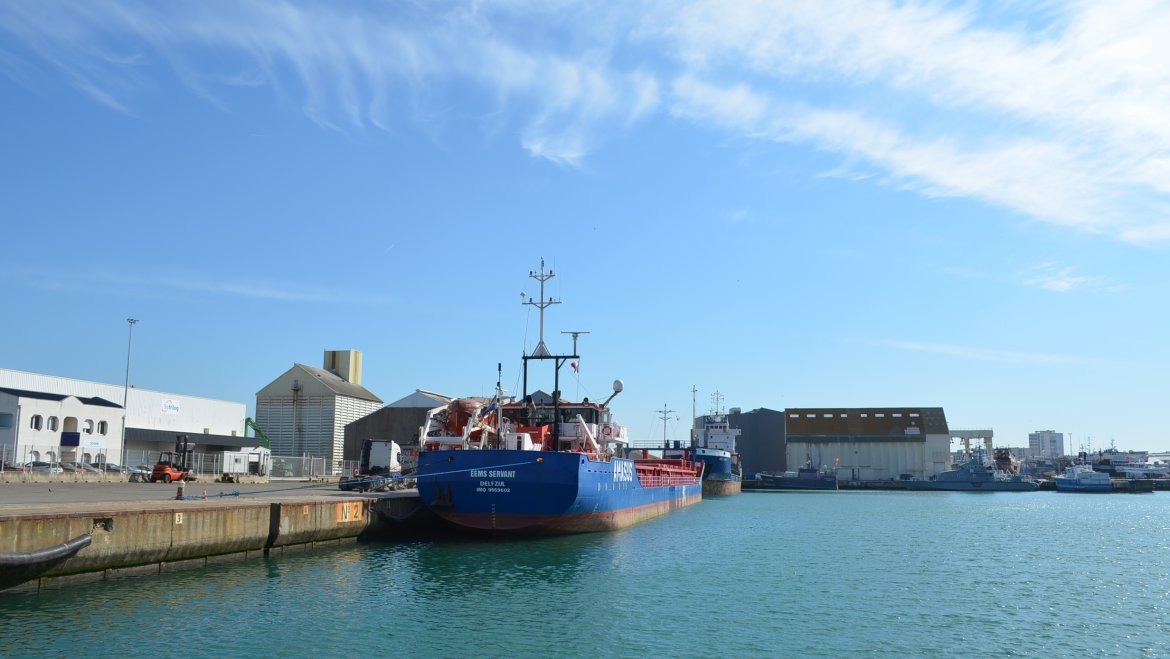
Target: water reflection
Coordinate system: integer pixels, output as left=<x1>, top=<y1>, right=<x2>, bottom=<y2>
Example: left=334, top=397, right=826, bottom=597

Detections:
left=2, top=494, right=1168, bottom=657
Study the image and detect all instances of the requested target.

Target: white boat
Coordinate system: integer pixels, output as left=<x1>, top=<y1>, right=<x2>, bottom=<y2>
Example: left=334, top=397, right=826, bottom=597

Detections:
left=1053, top=464, right=1112, bottom=493
left=1116, top=461, right=1170, bottom=479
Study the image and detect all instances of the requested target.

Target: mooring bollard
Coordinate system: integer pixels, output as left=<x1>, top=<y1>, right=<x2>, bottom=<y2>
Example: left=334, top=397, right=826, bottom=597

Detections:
left=176, top=481, right=185, bottom=500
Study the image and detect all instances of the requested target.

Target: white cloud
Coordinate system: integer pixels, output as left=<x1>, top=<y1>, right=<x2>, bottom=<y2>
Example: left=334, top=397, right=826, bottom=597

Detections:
left=882, top=339, right=1085, bottom=365
left=3, top=264, right=390, bottom=305
left=5, top=1, right=1170, bottom=241
left=1022, top=262, right=1108, bottom=293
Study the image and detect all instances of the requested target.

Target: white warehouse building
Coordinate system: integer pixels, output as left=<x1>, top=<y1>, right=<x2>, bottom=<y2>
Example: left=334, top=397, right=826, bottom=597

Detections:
left=0, top=367, right=246, bottom=466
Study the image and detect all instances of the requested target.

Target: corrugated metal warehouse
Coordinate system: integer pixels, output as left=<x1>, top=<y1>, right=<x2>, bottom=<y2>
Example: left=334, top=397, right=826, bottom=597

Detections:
left=728, top=407, right=787, bottom=475
left=255, top=350, right=382, bottom=471
left=783, top=407, right=951, bottom=481
left=342, top=389, right=454, bottom=461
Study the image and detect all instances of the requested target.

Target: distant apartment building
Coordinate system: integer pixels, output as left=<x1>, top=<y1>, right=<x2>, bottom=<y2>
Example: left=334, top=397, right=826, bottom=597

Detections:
left=1028, top=430, right=1065, bottom=459
left=255, top=350, right=382, bottom=470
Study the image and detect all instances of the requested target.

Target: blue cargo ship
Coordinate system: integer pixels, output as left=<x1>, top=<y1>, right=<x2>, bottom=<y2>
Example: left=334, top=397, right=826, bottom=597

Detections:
left=692, top=447, right=741, bottom=496
left=693, top=413, right=742, bottom=496
left=415, top=261, right=702, bottom=534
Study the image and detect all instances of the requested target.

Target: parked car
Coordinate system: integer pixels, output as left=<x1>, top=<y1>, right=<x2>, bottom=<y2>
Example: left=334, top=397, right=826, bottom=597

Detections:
left=61, top=462, right=101, bottom=474
left=97, top=463, right=126, bottom=473
left=25, top=461, right=63, bottom=474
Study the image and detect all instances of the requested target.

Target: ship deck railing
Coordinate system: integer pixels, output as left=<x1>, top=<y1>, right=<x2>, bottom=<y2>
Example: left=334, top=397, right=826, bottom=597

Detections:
left=636, top=473, right=700, bottom=488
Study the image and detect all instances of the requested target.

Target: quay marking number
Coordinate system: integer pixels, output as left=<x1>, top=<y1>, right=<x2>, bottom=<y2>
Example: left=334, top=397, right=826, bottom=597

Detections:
left=336, top=502, right=363, bottom=523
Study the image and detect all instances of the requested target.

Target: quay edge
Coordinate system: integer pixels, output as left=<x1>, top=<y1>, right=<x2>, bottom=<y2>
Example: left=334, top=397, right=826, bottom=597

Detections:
left=743, top=478, right=1168, bottom=492
left=0, top=490, right=434, bottom=594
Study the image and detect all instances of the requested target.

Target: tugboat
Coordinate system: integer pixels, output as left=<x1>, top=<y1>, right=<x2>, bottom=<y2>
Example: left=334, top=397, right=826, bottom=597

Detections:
left=414, top=261, right=703, bottom=534
left=905, top=447, right=1038, bottom=492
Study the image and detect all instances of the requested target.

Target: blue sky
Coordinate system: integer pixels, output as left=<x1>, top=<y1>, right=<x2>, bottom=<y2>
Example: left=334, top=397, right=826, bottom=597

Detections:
left=2, top=1, right=1168, bottom=453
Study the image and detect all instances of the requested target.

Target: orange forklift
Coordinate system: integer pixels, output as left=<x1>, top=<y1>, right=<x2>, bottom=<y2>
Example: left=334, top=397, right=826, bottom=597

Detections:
left=150, top=434, right=196, bottom=483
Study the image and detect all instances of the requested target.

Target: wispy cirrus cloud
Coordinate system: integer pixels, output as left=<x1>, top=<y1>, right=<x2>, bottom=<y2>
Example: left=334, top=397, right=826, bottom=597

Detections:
left=880, top=340, right=1090, bottom=366
left=656, top=0, right=1170, bottom=243
left=3, top=264, right=389, bottom=305
left=4, top=1, right=1170, bottom=241
left=1021, top=262, right=1115, bottom=293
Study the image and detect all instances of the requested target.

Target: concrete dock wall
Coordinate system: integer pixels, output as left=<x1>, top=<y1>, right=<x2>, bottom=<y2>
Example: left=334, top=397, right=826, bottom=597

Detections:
left=0, top=471, right=271, bottom=485
left=0, top=496, right=380, bottom=592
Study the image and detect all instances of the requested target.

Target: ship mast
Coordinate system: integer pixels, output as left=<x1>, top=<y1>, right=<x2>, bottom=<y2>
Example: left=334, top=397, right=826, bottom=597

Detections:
left=521, top=258, right=577, bottom=450
left=691, top=385, right=698, bottom=448
left=658, top=404, right=675, bottom=450
left=526, top=258, right=559, bottom=358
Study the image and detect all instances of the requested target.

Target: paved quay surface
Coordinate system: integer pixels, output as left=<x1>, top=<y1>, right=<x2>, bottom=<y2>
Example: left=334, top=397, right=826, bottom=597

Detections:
left=0, top=480, right=360, bottom=514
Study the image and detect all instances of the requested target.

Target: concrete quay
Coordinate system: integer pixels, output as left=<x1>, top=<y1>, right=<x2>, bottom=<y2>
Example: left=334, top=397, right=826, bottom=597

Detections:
left=0, top=481, right=432, bottom=594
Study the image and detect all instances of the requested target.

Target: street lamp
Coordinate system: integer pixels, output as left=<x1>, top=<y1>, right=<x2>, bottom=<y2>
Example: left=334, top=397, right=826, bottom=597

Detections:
left=120, top=318, right=138, bottom=467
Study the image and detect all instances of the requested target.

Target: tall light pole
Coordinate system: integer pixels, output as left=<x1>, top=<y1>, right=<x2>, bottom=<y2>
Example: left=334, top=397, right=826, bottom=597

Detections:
left=120, top=318, right=138, bottom=466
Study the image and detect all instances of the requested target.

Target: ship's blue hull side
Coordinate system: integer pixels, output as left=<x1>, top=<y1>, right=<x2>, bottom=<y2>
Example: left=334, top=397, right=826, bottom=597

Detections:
left=696, top=453, right=741, bottom=495
left=1053, top=477, right=1112, bottom=493
left=417, top=450, right=702, bottom=534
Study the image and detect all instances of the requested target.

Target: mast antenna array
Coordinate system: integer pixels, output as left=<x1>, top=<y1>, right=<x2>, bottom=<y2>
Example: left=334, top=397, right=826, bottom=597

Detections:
left=524, top=258, right=560, bottom=358
left=658, top=404, right=675, bottom=448
left=710, top=390, right=725, bottom=416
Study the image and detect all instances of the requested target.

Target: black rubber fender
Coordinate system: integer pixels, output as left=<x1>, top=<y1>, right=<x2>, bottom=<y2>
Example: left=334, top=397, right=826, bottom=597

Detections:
left=0, top=533, right=92, bottom=568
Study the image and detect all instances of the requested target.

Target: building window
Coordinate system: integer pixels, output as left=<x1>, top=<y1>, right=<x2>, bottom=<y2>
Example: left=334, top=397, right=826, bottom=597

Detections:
left=30, top=414, right=43, bottom=430
left=83, top=419, right=94, bottom=434
left=47, top=416, right=59, bottom=431
left=0, top=413, right=12, bottom=428
left=97, top=420, right=109, bottom=435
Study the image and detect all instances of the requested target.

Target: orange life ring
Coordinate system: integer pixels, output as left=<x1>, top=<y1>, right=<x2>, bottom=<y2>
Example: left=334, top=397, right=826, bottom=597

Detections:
left=602, top=426, right=612, bottom=437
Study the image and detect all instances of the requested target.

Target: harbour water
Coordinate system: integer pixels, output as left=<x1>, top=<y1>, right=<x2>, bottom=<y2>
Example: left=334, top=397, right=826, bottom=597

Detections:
left=3, top=491, right=1167, bottom=657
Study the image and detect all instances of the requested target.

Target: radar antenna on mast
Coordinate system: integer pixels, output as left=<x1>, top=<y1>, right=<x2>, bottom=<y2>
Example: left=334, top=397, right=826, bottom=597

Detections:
left=560, top=330, right=590, bottom=356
